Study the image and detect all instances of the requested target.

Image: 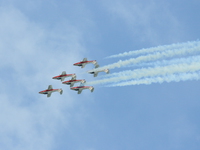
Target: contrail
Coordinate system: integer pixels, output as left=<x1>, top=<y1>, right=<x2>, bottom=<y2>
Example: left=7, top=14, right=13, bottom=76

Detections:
left=93, top=44, right=200, bottom=71
left=106, top=40, right=200, bottom=58
left=87, top=61, right=200, bottom=85
left=108, top=72, right=200, bottom=86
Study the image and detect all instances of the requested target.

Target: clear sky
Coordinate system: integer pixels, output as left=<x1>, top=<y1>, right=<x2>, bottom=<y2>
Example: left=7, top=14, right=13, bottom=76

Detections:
left=0, top=0, right=200, bottom=150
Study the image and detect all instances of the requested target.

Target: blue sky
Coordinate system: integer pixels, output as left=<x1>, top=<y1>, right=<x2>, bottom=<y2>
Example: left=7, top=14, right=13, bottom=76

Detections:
left=0, top=0, right=200, bottom=150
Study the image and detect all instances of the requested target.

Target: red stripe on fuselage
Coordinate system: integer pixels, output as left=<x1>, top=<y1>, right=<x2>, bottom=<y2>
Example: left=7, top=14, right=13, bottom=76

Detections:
left=73, top=60, right=95, bottom=65
left=53, top=74, right=74, bottom=78
left=71, top=86, right=91, bottom=89
left=39, top=89, right=59, bottom=93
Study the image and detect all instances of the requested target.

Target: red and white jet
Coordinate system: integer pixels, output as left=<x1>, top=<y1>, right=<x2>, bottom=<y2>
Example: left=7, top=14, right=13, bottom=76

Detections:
left=39, top=85, right=63, bottom=97
left=52, top=71, right=76, bottom=81
left=73, top=58, right=99, bottom=68
left=62, top=79, right=86, bottom=87
left=70, top=86, right=94, bottom=94
left=88, top=68, right=109, bottom=77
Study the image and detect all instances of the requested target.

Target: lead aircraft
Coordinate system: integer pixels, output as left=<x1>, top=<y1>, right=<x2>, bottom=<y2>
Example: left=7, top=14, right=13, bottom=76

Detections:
left=73, top=58, right=99, bottom=68
left=52, top=71, right=76, bottom=81
left=62, top=79, right=86, bottom=87
left=39, top=85, right=63, bottom=97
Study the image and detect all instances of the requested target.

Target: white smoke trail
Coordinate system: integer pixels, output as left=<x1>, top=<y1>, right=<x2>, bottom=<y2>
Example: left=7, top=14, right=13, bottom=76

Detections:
left=87, top=61, right=200, bottom=85
left=126, top=55, right=200, bottom=68
left=108, top=72, right=200, bottom=87
left=99, top=55, right=200, bottom=79
left=93, top=44, right=200, bottom=71
left=106, top=40, right=200, bottom=58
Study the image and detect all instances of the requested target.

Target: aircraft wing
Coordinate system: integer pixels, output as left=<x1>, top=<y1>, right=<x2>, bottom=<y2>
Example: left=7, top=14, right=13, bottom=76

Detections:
left=78, top=89, right=83, bottom=94
left=61, top=77, right=65, bottom=81
left=81, top=64, right=86, bottom=68
left=62, top=71, right=66, bottom=75
left=83, top=58, right=87, bottom=61
left=48, top=85, right=53, bottom=90
left=94, top=72, right=98, bottom=77
left=47, top=93, right=52, bottom=97
left=70, top=83, right=74, bottom=87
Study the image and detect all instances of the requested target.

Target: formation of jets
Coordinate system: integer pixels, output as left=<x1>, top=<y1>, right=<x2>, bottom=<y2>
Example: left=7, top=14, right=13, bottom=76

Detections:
left=39, top=58, right=109, bottom=97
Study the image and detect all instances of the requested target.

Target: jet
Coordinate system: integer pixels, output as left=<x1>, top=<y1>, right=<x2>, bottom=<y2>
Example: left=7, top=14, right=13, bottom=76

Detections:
left=62, top=79, right=86, bottom=87
left=88, top=68, right=109, bottom=77
left=73, top=58, right=99, bottom=68
left=39, top=85, right=63, bottom=97
left=52, top=71, right=76, bottom=81
left=70, top=85, right=94, bottom=94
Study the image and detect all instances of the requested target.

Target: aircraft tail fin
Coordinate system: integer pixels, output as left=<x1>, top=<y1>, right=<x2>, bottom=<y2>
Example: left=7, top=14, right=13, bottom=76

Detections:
left=104, top=69, right=110, bottom=74
left=81, top=79, right=86, bottom=84
left=59, top=89, right=63, bottom=95
left=89, top=87, right=94, bottom=93
left=80, top=82, right=85, bottom=86
left=72, top=74, right=76, bottom=80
